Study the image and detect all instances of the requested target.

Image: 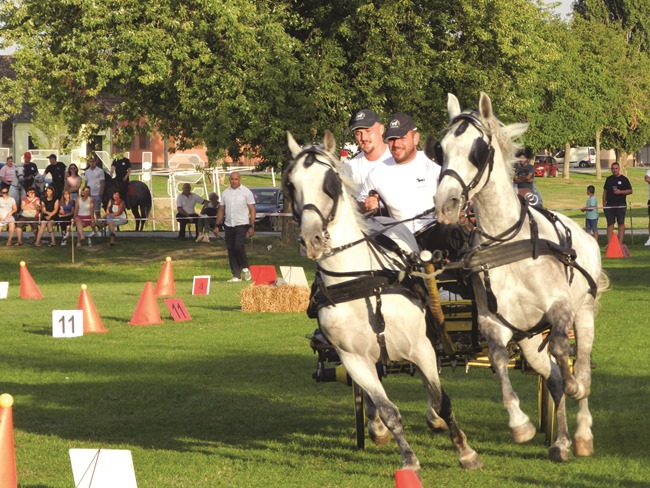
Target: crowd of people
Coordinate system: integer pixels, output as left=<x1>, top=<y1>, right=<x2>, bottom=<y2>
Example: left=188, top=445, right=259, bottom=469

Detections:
left=0, top=153, right=133, bottom=247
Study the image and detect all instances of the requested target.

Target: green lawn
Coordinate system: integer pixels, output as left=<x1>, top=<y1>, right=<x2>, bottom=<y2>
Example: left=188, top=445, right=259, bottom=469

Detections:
left=1, top=174, right=649, bottom=487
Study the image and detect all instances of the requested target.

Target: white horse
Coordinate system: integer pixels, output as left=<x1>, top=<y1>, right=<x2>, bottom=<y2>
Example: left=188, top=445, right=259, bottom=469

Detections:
left=8, top=165, right=26, bottom=210
left=433, top=92, right=605, bottom=461
left=285, top=131, right=482, bottom=476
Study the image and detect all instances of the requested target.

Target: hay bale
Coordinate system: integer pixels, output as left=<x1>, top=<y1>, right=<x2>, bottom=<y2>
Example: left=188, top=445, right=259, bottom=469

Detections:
left=240, top=284, right=310, bottom=313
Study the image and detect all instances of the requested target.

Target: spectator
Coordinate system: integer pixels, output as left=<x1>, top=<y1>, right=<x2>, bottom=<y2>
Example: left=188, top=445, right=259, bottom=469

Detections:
left=64, top=163, right=82, bottom=200
left=34, top=186, right=60, bottom=247
left=104, top=189, right=127, bottom=246
left=83, top=156, right=106, bottom=236
left=176, top=183, right=206, bottom=240
left=22, top=152, right=39, bottom=194
left=343, top=109, right=393, bottom=195
left=110, top=157, right=131, bottom=199
left=214, top=172, right=255, bottom=282
left=0, top=156, right=16, bottom=191
left=513, top=148, right=543, bottom=207
left=0, top=187, right=17, bottom=246
left=73, top=186, right=95, bottom=247
left=581, top=185, right=599, bottom=241
left=645, top=168, right=650, bottom=247
left=14, top=187, right=41, bottom=246
left=360, top=112, right=440, bottom=233
left=43, top=154, right=66, bottom=199
left=195, top=192, right=220, bottom=242
left=58, top=190, right=75, bottom=246
left=602, top=162, right=632, bottom=246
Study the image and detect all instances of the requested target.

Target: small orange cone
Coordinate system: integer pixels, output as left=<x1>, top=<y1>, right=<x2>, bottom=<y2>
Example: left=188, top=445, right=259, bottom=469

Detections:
left=154, top=256, right=175, bottom=296
left=19, top=261, right=43, bottom=300
left=0, top=393, right=17, bottom=488
left=129, top=282, right=163, bottom=325
left=395, top=469, right=423, bottom=488
left=77, top=284, right=108, bottom=334
left=605, top=232, right=624, bottom=258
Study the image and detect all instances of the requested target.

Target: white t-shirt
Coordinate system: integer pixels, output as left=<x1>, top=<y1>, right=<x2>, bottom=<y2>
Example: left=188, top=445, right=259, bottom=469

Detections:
left=0, top=196, right=16, bottom=221
left=176, top=192, right=205, bottom=214
left=646, top=169, right=650, bottom=199
left=221, top=185, right=255, bottom=227
left=342, top=147, right=393, bottom=196
left=360, top=151, right=441, bottom=232
left=0, top=164, right=16, bottom=184
left=84, top=166, right=105, bottom=196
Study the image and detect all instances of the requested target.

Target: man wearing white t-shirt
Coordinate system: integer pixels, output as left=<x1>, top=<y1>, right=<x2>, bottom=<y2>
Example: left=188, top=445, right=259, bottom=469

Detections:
left=343, top=109, right=393, bottom=195
left=360, top=112, right=440, bottom=233
left=645, top=168, right=650, bottom=246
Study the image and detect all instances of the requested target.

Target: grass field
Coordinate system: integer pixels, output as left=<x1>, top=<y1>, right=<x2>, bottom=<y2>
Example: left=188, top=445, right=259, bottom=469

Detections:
left=1, top=179, right=649, bottom=487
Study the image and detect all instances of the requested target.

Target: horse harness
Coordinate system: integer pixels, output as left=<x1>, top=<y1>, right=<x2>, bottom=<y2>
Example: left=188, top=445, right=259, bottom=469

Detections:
left=436, top=112, right=599, bottom=345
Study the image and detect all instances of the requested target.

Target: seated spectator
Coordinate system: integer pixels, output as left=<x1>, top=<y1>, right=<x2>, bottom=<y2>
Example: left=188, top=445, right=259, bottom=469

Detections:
left=195, top=192, right=220, bottom=242
left=0, top=187, right=17, bottom=246
left=104, top=189, right=127, bottom=246
left=35, top=186, right=60, bottom=247
left=175, top=183, right=206, bottom=240
left=15, top=187, right=41, bottom=246
left=73, top=186, right=95, bottom=248
left=58, top=190, right=75, bottom=246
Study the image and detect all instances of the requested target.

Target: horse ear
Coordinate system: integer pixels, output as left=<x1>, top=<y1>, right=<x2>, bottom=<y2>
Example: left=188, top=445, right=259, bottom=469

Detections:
left=287, top=132, right=301, bottom=158
left=447, top=93, right=461, bottom=121
left=323, top=130, right=337, bottom=155
left=479, top=92, right=493, bottom=121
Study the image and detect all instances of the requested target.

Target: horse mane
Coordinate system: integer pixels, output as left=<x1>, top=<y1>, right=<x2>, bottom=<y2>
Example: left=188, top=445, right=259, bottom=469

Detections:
left=481, top=113, right=528, bottom=178
left=336, top=161, right=369, bottom=232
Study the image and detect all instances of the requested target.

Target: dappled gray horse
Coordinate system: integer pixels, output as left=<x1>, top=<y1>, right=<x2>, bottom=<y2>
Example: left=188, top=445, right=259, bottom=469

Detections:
left=284, top=130, right=482, bottom=476
left=433, top=92, right=606, bottom=461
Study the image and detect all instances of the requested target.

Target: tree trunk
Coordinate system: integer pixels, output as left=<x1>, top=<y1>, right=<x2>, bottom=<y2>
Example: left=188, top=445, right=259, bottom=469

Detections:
left=562, top=142, right=571, bottom=179
left=619, top=151, right=629, bottom=175
left=595, top=129, right=602, bottom=180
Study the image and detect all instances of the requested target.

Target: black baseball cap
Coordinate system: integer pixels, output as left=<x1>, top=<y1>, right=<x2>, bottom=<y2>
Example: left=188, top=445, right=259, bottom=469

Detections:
left=349, top=109, right=381, bottom=130
left=47, top=154, right=57, bottom=160
left=384, top=113, right=417, bottom=140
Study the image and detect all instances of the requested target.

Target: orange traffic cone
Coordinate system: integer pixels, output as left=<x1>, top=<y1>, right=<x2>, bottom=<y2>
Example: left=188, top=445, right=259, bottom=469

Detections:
left=605, top=232, right=624, bottom=259
left=154, top=257, right=175, bottom=296
left=77, top=284, right=108, bottom=334
left=0, top=393, right=17, bottom=488
left=129, top=282, right=163, bottom=325
left=19, top=261, right=43, bottom=299
left=395, top=469, right=423, bottom=488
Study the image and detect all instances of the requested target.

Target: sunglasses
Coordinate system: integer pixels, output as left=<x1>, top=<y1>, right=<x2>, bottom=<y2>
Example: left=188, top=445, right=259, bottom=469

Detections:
left=1, top=191, right=8, bottom=195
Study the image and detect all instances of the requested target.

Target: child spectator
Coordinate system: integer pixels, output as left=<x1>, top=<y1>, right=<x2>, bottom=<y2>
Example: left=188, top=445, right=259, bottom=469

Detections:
left=58, top=190, right=75, bottom=246
left=581, top=185, right=598, bottom=241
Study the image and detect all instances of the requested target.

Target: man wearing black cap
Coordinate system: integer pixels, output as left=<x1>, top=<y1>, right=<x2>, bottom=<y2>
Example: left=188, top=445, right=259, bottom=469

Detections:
left=43, top=154, right=66, bottom=198
left=359, top=112, right=440, bottom=233
left=21, top=152, right=39, bottom=194
left=343, top=109, right=393, bottom=194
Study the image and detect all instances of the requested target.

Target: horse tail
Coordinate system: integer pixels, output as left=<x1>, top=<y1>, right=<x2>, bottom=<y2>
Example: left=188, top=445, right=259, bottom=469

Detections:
left=594, top=270, right=610, bottom=314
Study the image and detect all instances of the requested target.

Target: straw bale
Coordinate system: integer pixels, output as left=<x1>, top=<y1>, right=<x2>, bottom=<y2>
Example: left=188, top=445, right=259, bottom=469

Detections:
left=240, top=284, right=310, bottom=313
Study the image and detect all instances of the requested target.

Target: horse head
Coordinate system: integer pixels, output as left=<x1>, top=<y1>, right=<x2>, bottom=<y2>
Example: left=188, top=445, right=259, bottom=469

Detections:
left=433, top=92, right=527, bottom=225
left=284, top=130, right=344, bottom=259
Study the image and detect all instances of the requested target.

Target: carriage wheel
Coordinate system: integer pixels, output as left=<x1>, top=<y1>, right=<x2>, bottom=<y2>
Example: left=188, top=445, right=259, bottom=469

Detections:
left=352, top=381, right=365, bottom=449
left=537, top=376, right=555, bottom=446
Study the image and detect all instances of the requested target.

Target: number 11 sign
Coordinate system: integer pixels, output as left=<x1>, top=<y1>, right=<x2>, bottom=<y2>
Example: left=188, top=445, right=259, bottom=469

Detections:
left=52, top=310, right=84, bottom=338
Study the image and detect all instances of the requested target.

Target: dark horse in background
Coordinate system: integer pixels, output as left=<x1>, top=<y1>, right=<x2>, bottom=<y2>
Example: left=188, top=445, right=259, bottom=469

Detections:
left=102, top=173, right=152, bottom=232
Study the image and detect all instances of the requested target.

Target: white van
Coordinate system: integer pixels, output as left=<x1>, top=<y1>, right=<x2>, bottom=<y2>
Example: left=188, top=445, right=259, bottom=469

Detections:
left=554, top=147, right=597, bottom=168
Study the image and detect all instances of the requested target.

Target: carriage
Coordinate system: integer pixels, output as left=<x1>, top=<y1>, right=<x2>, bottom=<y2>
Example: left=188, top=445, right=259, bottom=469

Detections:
left=285, top=92, right=603, bottom=476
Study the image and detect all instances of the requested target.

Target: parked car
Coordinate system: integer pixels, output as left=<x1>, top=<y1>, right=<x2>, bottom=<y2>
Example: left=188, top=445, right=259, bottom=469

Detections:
left=250, top=187, right=284, bottom=231
left=533, top=155, right=558, bottom=177
left=554, top=146, right=597, bottom=168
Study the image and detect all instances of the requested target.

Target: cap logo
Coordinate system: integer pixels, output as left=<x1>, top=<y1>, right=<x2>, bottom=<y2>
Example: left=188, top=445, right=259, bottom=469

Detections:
left=355, top=112, right=366, bottom=121
left=389, top=120, right=401, bottom=128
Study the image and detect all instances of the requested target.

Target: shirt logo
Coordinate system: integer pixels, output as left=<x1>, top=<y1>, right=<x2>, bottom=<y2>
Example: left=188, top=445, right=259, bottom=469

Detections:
left=416, top=178, right=425, bottom=182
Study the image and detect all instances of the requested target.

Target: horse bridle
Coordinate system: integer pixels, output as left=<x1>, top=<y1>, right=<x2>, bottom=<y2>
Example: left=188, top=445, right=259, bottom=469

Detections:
left=436, top=111, right=495, bottom=212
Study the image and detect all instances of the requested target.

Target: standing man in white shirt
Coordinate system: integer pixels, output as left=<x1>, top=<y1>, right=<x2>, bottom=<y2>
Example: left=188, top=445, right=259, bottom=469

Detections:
left=214, top=172, right=256, bottom=282
left=83, top=156, right=106, bottom=237
left=360, top=112, right=440, bottom=233
left=343, top=109, right=393, bottom=195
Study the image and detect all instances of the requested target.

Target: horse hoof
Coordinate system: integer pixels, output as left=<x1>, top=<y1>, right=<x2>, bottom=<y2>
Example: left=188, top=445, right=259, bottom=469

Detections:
left=368, top=427, right=393, bottom=446
left=511, top=420, right=536, bottom=444
left=459, top=450, right=483, bottom=470
left=574, top=437, right=594, bottom=457
left=549, top=444, right=570, bottom=463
